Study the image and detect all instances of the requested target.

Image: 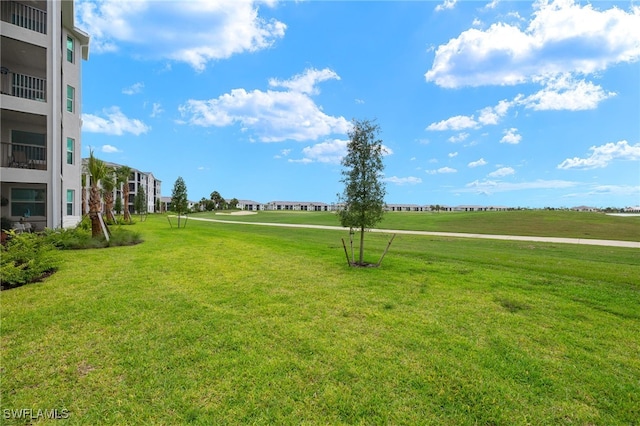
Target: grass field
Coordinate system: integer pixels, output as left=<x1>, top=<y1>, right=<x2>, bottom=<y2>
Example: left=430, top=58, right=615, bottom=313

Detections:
left=1, top=213, right=639, bottom=424
left=198, top=209, right=640, bottom=242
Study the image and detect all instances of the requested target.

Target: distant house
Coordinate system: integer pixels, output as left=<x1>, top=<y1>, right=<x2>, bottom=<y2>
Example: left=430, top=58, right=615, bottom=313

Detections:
left=160, top=196, right=171, bottom=212
left=266, top=201, right=333, bottom=211
left=571, top=206, right=598, bottom=212
left=624, top=206, right=640, bottom=213
left=386, top=204, right=425, bottom=212
left=236, top=200, right=264, bottom=211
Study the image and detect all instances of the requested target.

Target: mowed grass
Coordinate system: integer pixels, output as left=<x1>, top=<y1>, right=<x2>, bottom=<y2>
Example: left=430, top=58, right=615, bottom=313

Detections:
left=2, top=215, right=639, bottom=424
left=200, top=209, right=640, bottom=242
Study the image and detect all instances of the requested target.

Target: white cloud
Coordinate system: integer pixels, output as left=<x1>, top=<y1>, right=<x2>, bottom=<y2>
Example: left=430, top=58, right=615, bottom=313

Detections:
left=448, top=132, right=470, bottom=143
left=449, top=152, right=458, bottom=158
left=468, top=158, right=488, bottom=168
left=269, top=68, right=339, bottom=95
left=488, top=166, right=515, bottom=177
left=76, top=0, right=286, bottom=71
left=384, top=176, right=423, bottom=185
left=429, top=98, right=514, bottom=135
left=178, top=69, right=350, bottom=142
left=478, top=99, right=513, bottom=125
left=484, top=0, right=500, bottom=10
left=435, top=0, right=457, bottom=12
left=521, top=74, right=616, bottom=111
left=426, top=115, right=478, bottom=131
left=150, top=102, right=164, bottom=118
left=101, top=144, right=121, bottom=153
left=273, top=148, right=291, bottom=159
left=588, top=184, right=640, bottom=196
left=427, top=167, right=457, bottom=175
left=83, top=107, right=150, bottom=136
left=425, top=0, right=640, bottom=88
left=122, top=82, right=144, bottom=95
left=500, top=128, right=521, bottom=144
left=463, top=179, right=577, bottom=193
left=557, top=140, right=640, bottom=170
left=295, top=139, right=348, bottom=164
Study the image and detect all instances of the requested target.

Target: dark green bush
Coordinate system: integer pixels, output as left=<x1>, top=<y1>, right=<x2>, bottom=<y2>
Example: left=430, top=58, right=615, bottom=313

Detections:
left=1, top=231, right=60, bottom=288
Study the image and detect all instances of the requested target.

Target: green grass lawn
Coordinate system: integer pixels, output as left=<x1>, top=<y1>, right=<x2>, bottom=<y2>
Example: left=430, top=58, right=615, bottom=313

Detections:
left=198, top=209, right=640, bottom=242
left=2, top=214, right=639, bottom=424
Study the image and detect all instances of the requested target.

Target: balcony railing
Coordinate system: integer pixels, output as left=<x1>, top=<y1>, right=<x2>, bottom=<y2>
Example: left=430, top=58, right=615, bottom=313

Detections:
left=0, top=69, right=46, bottom=102
left=1, top=142, right=47, bottom=170
left=1, top=1, right=47, bottom=34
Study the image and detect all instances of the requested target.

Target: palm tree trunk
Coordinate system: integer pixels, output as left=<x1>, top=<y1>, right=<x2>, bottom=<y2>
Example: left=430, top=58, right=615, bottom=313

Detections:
left=105, top=192, right=115, bottom=223
left=89, top=186, right=101, bottom=238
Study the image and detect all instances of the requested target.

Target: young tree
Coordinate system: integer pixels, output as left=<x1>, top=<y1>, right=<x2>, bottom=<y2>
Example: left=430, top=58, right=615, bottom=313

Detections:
left=116, top=166, right=132, bottom=223
left=134, top=184, right=147, bottom=215
left=86, top=150, right=109, bottom=238
left=171, top=177, right=188, bottom=228
left=229, top=198, right=239, bottom=209
left=338, top=119, right=386, bottom=266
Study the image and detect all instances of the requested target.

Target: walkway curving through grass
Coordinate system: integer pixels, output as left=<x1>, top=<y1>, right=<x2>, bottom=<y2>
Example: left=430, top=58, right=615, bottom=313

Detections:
left=184, top=216, right=640, bottom=248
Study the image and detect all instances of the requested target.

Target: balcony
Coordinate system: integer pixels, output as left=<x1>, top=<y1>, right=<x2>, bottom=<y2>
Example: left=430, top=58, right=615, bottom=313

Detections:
left=1, top=142, right=47, bottom=170
left=1, top=68, right=46, bottom=102
left=1, top=1, right=47, bottom=34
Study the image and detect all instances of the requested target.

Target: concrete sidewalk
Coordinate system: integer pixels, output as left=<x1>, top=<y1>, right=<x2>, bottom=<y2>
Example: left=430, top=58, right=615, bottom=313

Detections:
left=186, top=216, right=640, bottom=249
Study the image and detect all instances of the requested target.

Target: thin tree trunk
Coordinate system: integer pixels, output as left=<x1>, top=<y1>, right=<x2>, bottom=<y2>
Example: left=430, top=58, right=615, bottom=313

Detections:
left=359, top=226, right=365, bottom=264
left=123, top=187, right=131, bottom=223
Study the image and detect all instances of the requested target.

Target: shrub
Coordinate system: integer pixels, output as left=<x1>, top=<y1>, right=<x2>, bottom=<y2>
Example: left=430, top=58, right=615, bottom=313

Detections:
left=42, top=226, right=143, bottom=249
left=42, top=227, right=101, bottom=250
left=1, top=231, right=60, bottom=289
left=107, top=227, right=143, bottom=247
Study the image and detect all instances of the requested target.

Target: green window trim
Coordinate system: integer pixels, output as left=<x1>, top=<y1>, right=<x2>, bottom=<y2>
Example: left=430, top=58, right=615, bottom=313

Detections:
left=66, top=137, right=74, bottom=164
left=67, top=37, right=74, bottom=63
left=66, top=85, right=74, bottom=113
left=66, top=189, right=75, bottom=216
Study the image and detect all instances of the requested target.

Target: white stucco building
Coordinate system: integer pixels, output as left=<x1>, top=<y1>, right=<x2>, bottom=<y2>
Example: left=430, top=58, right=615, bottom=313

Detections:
left=1, top=0, right=89, bottom=231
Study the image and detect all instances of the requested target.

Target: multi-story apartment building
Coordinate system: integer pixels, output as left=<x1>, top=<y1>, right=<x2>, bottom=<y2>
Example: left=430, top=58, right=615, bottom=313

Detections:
left=0, top=0, right=89, bottom=231
left=81, top=160, right=162, bottom=215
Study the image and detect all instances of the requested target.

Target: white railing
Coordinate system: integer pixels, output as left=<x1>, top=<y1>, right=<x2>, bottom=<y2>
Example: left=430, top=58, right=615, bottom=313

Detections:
left=1, top=71, right=47, bottom=102
left=1, top=1, right=47, bottom=34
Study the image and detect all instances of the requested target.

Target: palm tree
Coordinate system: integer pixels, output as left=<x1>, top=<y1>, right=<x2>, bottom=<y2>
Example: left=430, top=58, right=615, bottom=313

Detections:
left=116, top=165, right=132, bottom=223
left=86, top=150, right=108, bottom=238
left=102, top=167, right=117, bottom=223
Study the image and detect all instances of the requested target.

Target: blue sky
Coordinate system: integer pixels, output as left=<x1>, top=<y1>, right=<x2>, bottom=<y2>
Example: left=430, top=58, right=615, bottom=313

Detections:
left=76, top=0, right=640, bottom=208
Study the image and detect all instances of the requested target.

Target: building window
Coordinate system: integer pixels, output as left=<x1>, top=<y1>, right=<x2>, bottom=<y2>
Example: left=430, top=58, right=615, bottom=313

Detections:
left=11, top=188, right=46, bottom=217
left=67, top=190, right=75, bottom=216
left=66, top=138, right=74, bottom=164
left=66, top=85, right=74, bottom=112
left=67, top=37, right=74, bottom=63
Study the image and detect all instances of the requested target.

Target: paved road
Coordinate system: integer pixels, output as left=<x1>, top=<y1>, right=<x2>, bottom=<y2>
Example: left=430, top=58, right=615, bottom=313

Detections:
left=185, top=216, right=640, bottom=249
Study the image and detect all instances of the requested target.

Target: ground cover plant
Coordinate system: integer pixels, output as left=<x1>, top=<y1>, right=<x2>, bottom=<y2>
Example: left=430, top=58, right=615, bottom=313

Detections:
left=196, top=209, right=640, bottom=242
left=1, top=215, right=639, bottom=424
